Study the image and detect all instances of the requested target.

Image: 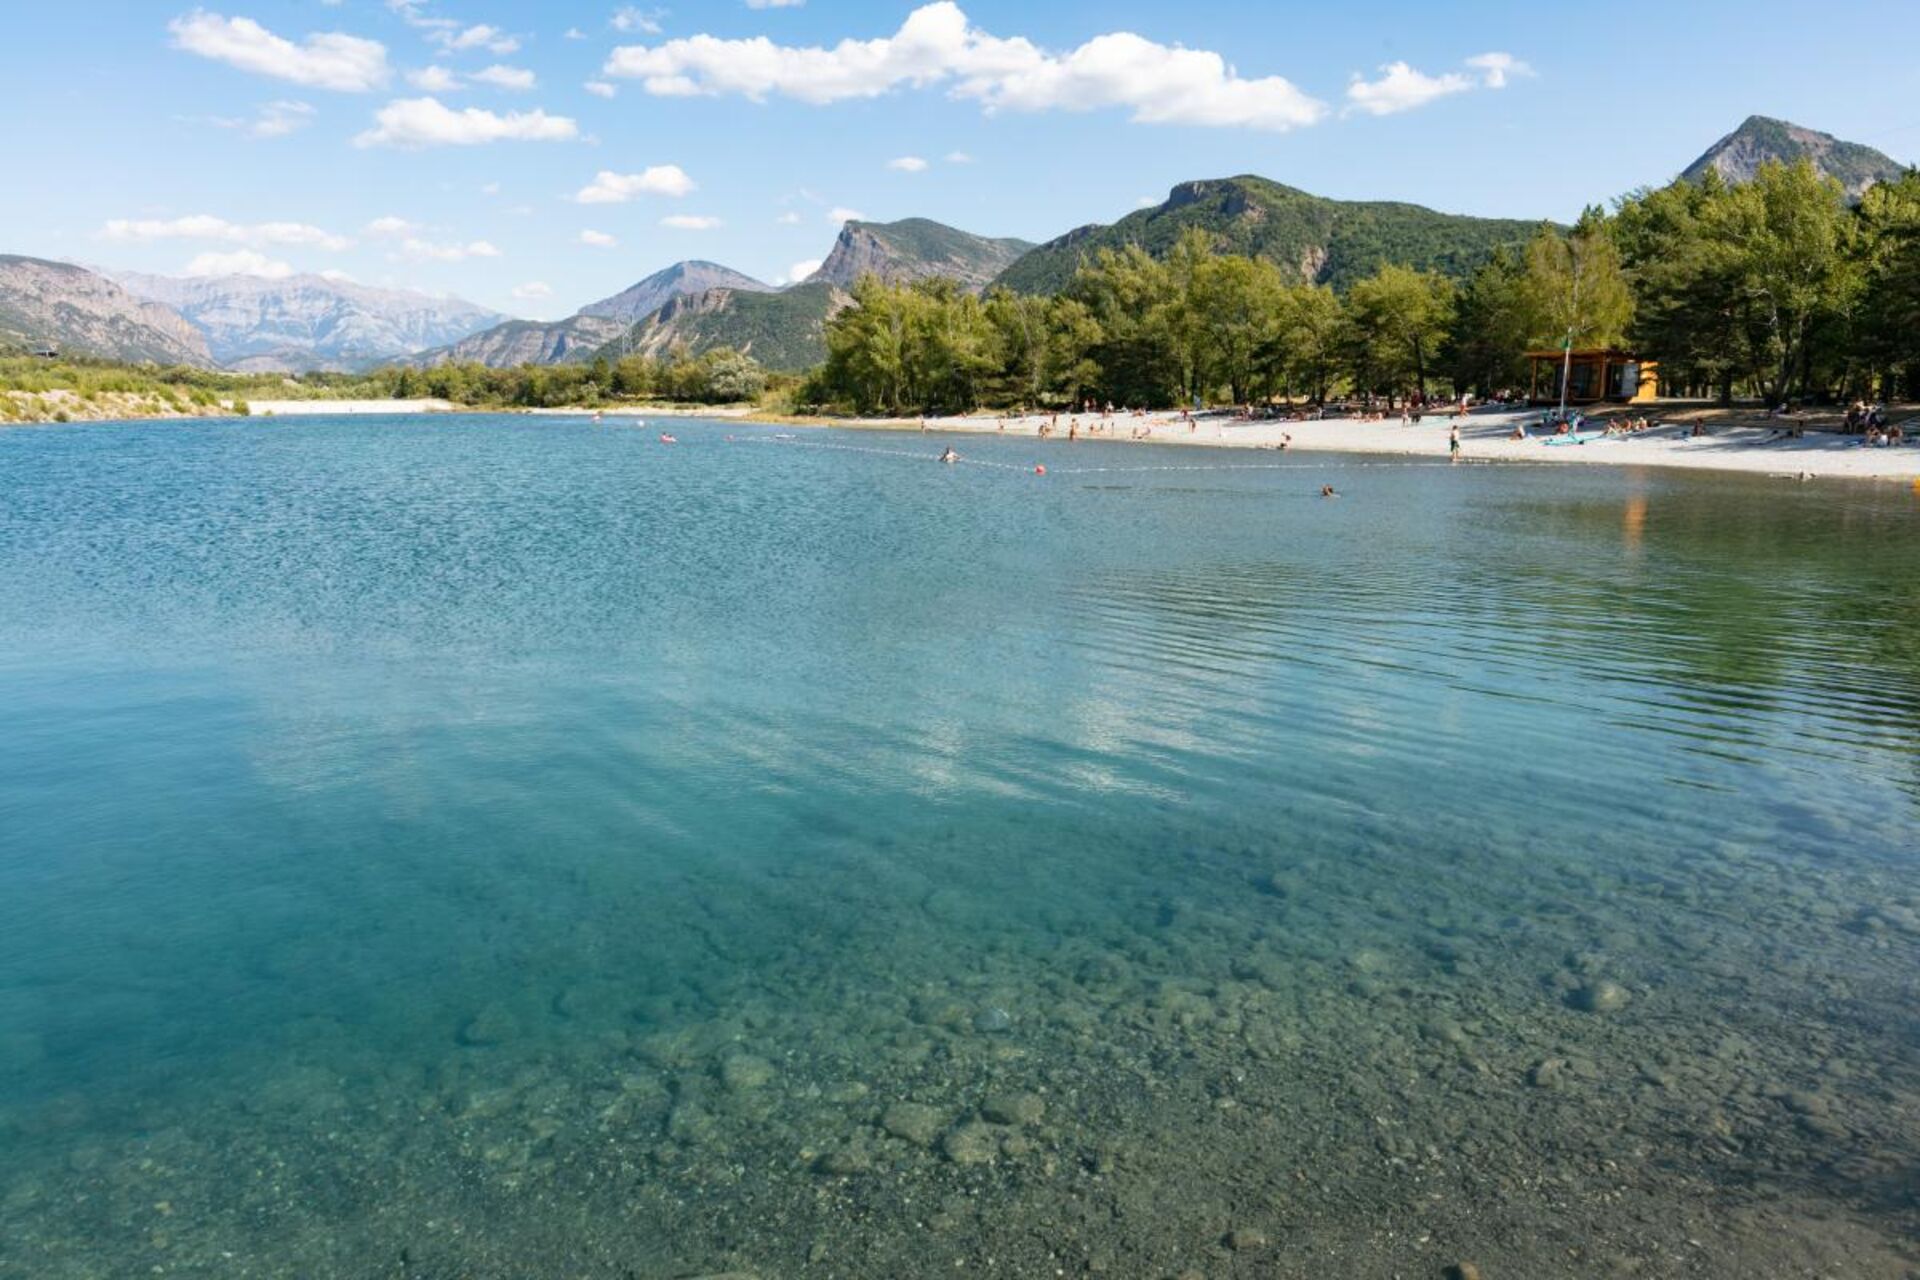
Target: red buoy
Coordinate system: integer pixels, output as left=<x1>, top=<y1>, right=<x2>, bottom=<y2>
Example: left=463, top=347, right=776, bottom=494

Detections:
left=1034, top=464, right=1046, bottom=475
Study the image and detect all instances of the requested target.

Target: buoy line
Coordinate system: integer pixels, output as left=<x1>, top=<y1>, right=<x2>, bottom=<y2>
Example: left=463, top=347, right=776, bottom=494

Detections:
left=736, top=435, right=1542, bottom=475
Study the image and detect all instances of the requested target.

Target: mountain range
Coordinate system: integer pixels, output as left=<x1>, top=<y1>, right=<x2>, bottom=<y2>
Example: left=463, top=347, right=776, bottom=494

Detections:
left=5, top=117, right=1906, bottom=376
left=112, top=271, right=506, bottom=372
left=1682, top=115, right=1907, bottom=200
left=0, top=255, right=212, bottom=366
left=994, top=176, right=1544, bottom=295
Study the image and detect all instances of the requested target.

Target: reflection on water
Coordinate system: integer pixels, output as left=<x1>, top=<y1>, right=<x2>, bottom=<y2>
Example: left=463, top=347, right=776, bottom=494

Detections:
left=0, top=418, right=1916, bottom=1278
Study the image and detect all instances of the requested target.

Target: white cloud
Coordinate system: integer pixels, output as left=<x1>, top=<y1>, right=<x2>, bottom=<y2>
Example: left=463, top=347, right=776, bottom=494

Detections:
left=574, top=165, right=696, bottom=202
left=1464, top=51, right=1533, bottom=89
left=779, top=257, right=822, bottom=284
left=318, top=268, right=356, bottom=282
left=396, top=237, right=501, bottom=261
left=887, top=155, right=928, bottom=172
left=1134, top=195, right=1158, bottom=208
left=199, top=99, right=317, bottom=137
left=354, top=97, right=579, bottom=146
left=578, top=228, right=619, bottom=247
left=611, top=6, right=665, bottom=34
left=661, top=214, right=722, bottom=230
left=828, top=206, right=864, bottom=225
left=565, top=27, right=587, bottom=40
left=775, top=211, right=802, bottom=225
left=747, top=0, right=806, bottom=8
left=102, top=214, right=353, bottom=251
left=183, top=249, right=295, bottom=278
left=602, top=2, right=1326, bottom=131
left=1344, top=62, right=1472, bottom=117
left=250, top=99, right=316, bottom=137
left=387, top=0, right=455, bottom=33
left=169, top=11, right=390, bottom=92
left=945, top=150, right=973, bottom=164
left=364, top=215, right=418, bottom=237
left=1346, top=52, right=1531, bottom=117
left=406, top=65, right=461, bottom=91
left=433, top=24, right=520, bottom=55
left=584, top=79, right=618, bottom=98
left=471, top=64, right=537, bottom=91
left=511, top=281, right=553, bottom=299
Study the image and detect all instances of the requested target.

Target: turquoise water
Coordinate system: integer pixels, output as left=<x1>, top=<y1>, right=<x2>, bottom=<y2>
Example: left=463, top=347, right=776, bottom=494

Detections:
left=1, top=415, right=1916, bottom=1278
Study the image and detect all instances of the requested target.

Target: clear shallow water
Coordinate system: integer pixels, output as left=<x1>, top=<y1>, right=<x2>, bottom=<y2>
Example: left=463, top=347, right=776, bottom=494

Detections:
left=1, top=416, right=1916, bottom=1278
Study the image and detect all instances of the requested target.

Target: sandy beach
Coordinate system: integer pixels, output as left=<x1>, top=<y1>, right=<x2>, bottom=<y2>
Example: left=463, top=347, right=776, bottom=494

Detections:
left=860, top=407, right=1920, bottom=481
left=246, top=398, right=458, bottom=416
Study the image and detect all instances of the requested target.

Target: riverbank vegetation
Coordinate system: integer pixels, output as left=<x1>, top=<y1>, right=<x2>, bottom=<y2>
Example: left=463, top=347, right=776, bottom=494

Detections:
left=0, top=347, right=788, bottom=421
left=801, top=161, right=1920, bottom=415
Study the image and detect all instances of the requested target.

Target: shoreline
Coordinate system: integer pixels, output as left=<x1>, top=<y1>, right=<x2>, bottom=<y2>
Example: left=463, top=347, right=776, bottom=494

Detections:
left=756, top=407, right=1920, bottom=482
left=14, top=398, right=1920, bottom=481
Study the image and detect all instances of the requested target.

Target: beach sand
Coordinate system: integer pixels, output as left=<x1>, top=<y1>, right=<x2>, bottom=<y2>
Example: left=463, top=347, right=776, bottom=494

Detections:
left=864, top=408, right=1920, bottom=482
left=246, top=398, right=458, bottom=416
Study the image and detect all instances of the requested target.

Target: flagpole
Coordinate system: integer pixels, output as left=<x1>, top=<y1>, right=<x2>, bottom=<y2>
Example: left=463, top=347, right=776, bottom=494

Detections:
left=1557, top=328, right=1574, bottom=423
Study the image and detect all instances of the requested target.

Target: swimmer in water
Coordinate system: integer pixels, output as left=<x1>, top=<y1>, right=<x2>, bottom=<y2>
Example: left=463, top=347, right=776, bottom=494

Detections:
left=939, top=446, right=960, bottom=464
left=1320, top=484, right=1338, bottom=498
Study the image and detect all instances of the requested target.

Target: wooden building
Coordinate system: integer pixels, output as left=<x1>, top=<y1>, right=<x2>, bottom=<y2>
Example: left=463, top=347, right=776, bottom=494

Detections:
left=1526, top=349, right=1658, bottom=405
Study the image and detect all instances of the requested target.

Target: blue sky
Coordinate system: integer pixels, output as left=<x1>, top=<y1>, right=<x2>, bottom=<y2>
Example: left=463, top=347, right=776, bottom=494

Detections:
left=5, top=0, right=1916, bottom=319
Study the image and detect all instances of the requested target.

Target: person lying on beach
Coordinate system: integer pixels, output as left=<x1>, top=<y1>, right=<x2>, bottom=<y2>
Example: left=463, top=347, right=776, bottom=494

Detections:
left=1510, top=423, right=1528, bottom=441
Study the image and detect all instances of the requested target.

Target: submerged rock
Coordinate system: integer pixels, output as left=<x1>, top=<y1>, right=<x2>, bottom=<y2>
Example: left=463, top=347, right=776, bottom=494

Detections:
left=719, top=1055, right=775, bottom=1092
left=1227, top=1227, right=1268, bottom=1251
left=1568, top=981, right=1630, bottom=1013
left=881, top=1102, right=946, bottom=1148
left=941, top=1120, right=999, bottom=1165
left=981, top=1091, right=1045, bottom=1127
left=972, top=1006, right=1013, bottom=1034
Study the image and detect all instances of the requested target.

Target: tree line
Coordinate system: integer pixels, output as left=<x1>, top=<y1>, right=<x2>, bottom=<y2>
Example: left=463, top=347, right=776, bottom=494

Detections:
left=1, top=346, right=776, bottom=413
left=803, top=160, right=1920, bottom=415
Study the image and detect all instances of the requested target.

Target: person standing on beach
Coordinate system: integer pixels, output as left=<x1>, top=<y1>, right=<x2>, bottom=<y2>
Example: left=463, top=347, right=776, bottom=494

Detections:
left=1449, top=424, right=1461, bottom=461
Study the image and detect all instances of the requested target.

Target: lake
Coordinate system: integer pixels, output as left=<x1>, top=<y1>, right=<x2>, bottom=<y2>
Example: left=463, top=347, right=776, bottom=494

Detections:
left=1, top=415, right=1916, bottom=1278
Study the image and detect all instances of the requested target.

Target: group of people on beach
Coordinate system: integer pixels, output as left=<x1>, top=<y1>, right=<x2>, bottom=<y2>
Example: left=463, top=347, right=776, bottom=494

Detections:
left=1845, top=401, right=1911, bottom=445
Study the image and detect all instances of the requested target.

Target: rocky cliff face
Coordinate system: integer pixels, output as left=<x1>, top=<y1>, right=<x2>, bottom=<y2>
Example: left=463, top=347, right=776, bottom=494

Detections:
left=577, top=261, right=773, bottom=324
left=609, top=282, right=851, bottom=371
left=0, top=256, right=211, bottom=365
left=808, top=219, right=1036, bottom=292
left=430, top=261, right=771, bottom=369
left=113, top=272, right=504, bottom=372
left=416, top=314, right=627, bottom=367
left=1682, top=116, right=1907, bottom=200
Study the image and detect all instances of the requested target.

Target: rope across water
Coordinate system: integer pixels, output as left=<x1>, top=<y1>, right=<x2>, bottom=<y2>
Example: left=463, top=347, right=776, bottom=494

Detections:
left=734, top=434, right=1538, bottom=475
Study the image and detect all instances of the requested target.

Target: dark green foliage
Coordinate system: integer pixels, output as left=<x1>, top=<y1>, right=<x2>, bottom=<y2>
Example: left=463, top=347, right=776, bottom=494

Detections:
left=995, top=176, right=1541, bottom=295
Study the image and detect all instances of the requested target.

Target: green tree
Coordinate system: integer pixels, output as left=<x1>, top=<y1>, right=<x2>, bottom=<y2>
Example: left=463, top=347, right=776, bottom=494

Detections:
left=1344, top=264, right=1456, bottom=403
